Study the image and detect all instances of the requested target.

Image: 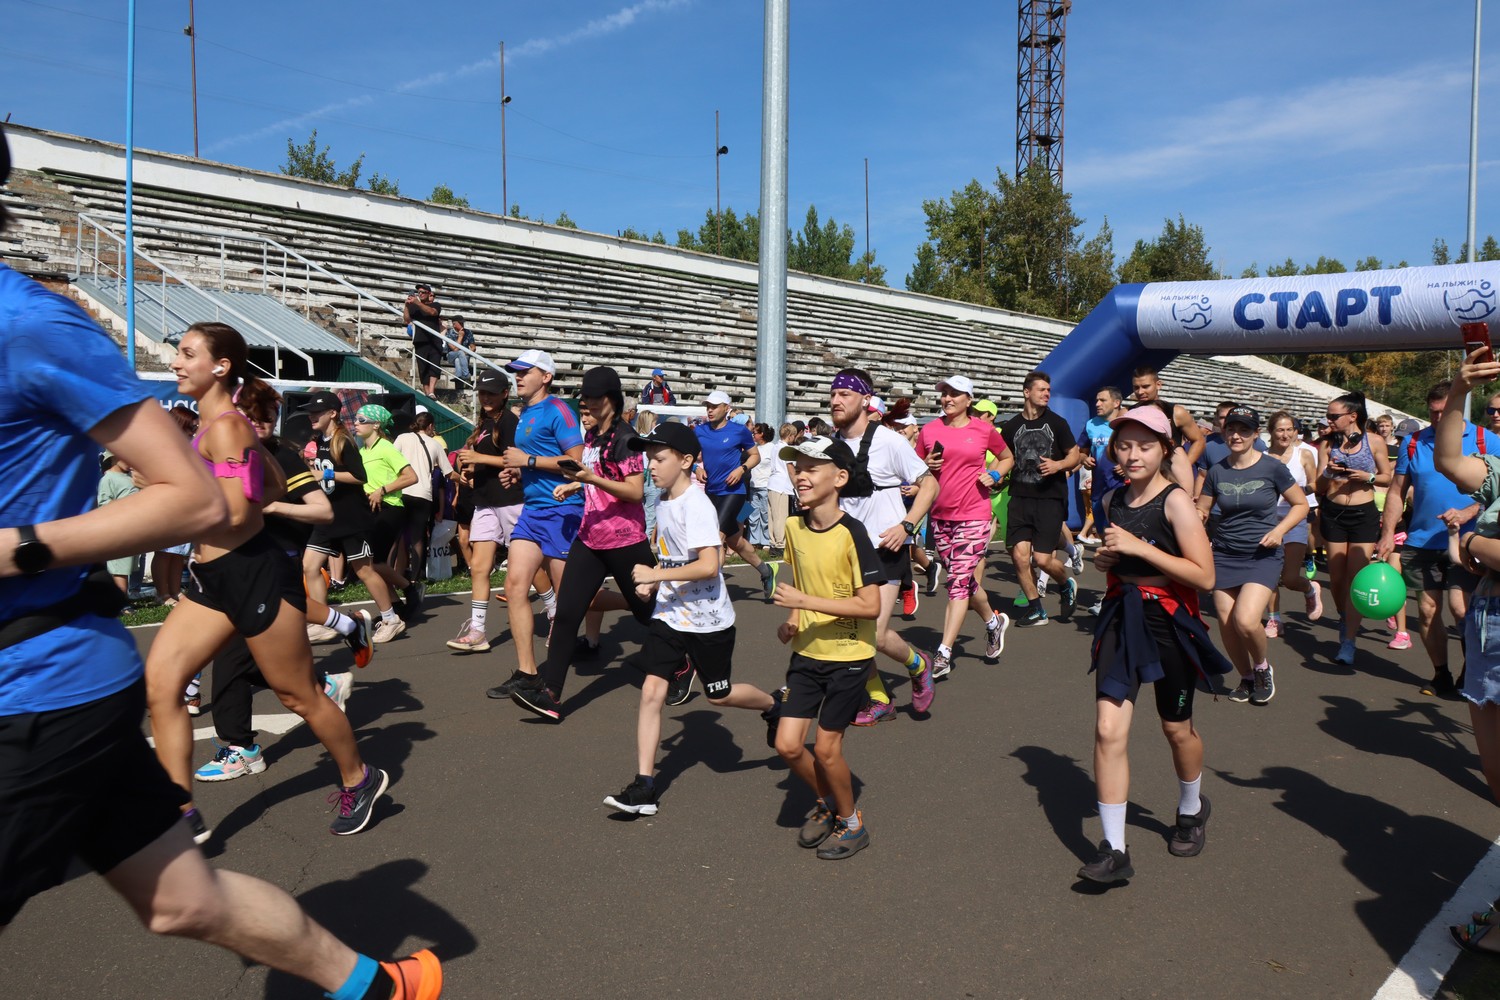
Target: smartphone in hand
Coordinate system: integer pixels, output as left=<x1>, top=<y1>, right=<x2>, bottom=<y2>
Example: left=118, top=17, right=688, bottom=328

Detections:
left=1462, top=321, right=1492, bottom=358
left=557, top=459, right=583, bottom=473
left=930, top=442, right=945, bottom=459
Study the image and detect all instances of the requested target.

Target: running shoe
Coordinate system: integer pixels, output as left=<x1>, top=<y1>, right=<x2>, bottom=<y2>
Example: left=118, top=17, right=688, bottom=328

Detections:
left=1388, top=631, right=1413, bottom=650
left=603, top=777, right=659, bottom=815
left=1168, top=796, right=1211, bottom=858
left=1249, top=665, right=1275, bottom=705
left=1263, top=616, right=1281, bottom=639
left=1059, top=578, right=1078, bottom=621
left=487, top=670, right=534, bottom=699
left=816, top=813, right=870, bottom=860
left=1420, top=670, right=1457, bottom=697
left=909, top=649, right=936, bottom=714
left=1036, top=572, right=1051, bottom=598
left=1385, top=615, right=1399, bottom=631
left=328, top=766, right=389, bottom=836
left=1335, top=639, right=1356, bottom=665
left=1079, top=534, right=1102, bottom=547
left=1077, top=840, right=1134, bottom=884
left=984, top=613, right=1011, bottom=662
left=574, top=636, right=601, bottom=660
left=758, top=562, right=778, bottom=600
left=345, top=609, right=375, bottom=668
left=512, top=683, right=563, bottom=722
left=1015, top=605, right=1049, bottom=628
left=379, top=949, right=443, bottom=1000
left=666, top=659, right=695, bottom=706
left=372, top=617, right=407, bottom=644
left=306, top=623, right=340, bottom=643
left=185, top=693, right=202, bottom=716
left=183, top=807, right=212, bottom=845
left=1084, top=599, right=1104, bottom=616
left=1068, top=546, right=1085, bottom=577
left=931, top=649, right=953, bottom=681
left=1227, top=677, right=1254, bottom=703
left=923, top=558, right=944, bottom=597
left=762, top=690, right=784, bottom=749
left=900, top=584, right=918, bottom=620
left=324, top=671, right=353, bottom=712
left=446, top=620, right=491, bottom=653
left=194, top=741, right=265, bottom=783
left=798, top=801, right=835, bottom=848
left=853, top=699, right=896, bottom=726
left=1303, top=556, right=1316, bottom=580
left=1305, top=580, right=1324, bottom=622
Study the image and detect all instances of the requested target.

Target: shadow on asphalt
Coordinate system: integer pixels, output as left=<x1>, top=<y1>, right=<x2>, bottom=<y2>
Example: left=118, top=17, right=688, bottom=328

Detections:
left=1009, top=744, right=1172, bottom=867
left=656, top=709, right=776, bottom=789
left=261, top=858, right=479, bottom=998
left=1317, top=694, right=1490, bottom=800
left=1216, top=764, right=1495, bottom=962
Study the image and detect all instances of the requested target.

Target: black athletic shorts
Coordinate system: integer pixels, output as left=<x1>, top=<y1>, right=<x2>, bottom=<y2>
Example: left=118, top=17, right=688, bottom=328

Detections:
left=307, top=525, right=374, bottom=561
left=1094, top=604, right=1197, bottom=723
left=403, top=496, right=434, bottom=537
left=876, top=544, right=909, bottom=586
left=639, top=619, right=737, bottom=699
left=369, top=503, right=410, bottom=563
left=1006, top=495, right=1065, bottom=551
left=185, top=530, right=306, bottom=637
left=708, top=492, right=747, bottom=537
left=783, top=653, right=871, bottom=731
left=0, top=680, right=190, bottom=924
left=1320, top=500, right=1381, bottom=544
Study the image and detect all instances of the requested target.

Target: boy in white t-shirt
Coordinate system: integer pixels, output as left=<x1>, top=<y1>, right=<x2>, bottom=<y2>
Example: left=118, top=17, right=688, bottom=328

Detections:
left=603, top=422, right=781, bottom=816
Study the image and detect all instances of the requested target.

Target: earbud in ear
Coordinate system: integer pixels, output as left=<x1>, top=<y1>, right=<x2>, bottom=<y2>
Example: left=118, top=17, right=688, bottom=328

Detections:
left=212, top=365, right=226, bottom=376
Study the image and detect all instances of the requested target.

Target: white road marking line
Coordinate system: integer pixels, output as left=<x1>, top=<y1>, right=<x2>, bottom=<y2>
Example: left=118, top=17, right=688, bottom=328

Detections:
left=1373, top=834, right=1500, bottom=1000
left=145, top=713, right=304, bottom=747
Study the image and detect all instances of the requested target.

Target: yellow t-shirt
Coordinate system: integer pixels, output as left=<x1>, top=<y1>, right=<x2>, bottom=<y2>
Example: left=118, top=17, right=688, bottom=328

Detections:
left=785, top=511, right=885, bottom=661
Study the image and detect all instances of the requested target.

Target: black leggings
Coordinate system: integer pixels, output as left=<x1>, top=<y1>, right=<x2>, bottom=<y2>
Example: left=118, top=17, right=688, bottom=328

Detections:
left=539, top=539, right=657, bottom=696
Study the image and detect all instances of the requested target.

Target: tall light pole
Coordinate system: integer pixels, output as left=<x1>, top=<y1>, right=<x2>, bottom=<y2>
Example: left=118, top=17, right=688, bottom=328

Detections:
left=1467, top=0, right=1483, bottom=263
left=125, top=0, right=137, bottom=369
left=184, top=1, right=199, bottom=157
left=755, top=0, right=789, bottom=428
left=863, top=157, right=870, bottom=279
left=500, top=41, right=511, bottom=216
left=715, top=110, right=729, bottom=255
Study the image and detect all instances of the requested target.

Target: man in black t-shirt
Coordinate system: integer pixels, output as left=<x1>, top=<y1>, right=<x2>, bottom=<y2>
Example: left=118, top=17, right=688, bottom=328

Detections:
left=403, top=282, right=445, bottom=397
left=999, top=370, right=1082, bottom=626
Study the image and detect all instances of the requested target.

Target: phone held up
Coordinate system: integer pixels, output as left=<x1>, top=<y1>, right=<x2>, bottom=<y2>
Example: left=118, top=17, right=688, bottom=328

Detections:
left=1462, top=321, right=1492, bottom=359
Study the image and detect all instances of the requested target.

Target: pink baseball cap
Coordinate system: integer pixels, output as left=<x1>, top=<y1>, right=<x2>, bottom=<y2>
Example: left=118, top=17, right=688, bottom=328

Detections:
left=1110, top=404, right=1173, bottom=437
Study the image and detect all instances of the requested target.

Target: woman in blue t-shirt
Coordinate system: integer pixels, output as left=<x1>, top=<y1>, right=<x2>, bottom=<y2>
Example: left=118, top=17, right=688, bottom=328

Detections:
left=1195, top=406, right=1308, bottom=707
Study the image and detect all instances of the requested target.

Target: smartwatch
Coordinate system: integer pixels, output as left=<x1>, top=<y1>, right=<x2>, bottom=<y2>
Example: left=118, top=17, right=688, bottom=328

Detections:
left=527, top=455, right=537, bottom=469
left=14, top=524, right=54, bottom=576
left=900, top=520, right=917, bottom=536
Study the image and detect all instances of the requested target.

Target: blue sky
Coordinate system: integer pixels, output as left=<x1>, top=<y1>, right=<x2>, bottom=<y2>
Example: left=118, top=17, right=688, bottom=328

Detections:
left=4, top=0, right=1498, bottom=283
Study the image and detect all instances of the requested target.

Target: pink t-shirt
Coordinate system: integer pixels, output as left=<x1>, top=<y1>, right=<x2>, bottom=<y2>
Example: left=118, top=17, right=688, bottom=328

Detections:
left=578, top=426, right=647, bottom=549
left=916, top=418, right=1010, bottom=521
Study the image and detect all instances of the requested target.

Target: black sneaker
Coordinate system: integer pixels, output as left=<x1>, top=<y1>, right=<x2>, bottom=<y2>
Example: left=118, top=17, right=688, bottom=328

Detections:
left=815, top=813, right=870, bottom=860
left=487, top=669, right=536, bottom=699
left=574, top=636, right=601, bottom=660
left=1227, top=677, right=1253, bottom=703
left=1015, top=605, right=1049, bottom=628
left=1249, top=666, right=1275, bottom=705
left=512, top=683, right=563, bottom=722
left=402, top=581, right=425, bottom=617
left=758, top=562, right=778, bottom=600
left=1059, top=578, right=1077, bottom=621
left=183, top=807, right=212, bottom=845
left=923, top=558, right=944, bottom=598
left=1168, top=796, right=1211, bottom=858
left=761, top=689, right=784, bottom=749
left=797, top=801, right=834, bottom=848
left=1421, top=670, right=1457, bottom=697
left=1077, top=840, right=1134, bottom=883
left=666, top=660, right=695, bottom=707
left=603, top=776, right=658, bottom=815
left=329, top=766, right=390, bottom=836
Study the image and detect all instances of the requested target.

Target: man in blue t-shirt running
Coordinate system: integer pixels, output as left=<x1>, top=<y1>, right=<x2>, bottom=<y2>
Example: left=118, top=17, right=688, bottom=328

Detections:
left=1378, top=381, right=1484, bottom=697
left=694, top=390, right=777, bottom=599
left=1078, top=386, right=1127, bottom=537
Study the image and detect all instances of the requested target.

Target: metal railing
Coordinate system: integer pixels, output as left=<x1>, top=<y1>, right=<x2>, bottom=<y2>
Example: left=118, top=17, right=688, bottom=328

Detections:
left=75, top=213, right=502, bottom=399
left=74, top=213, right=316, bottom=378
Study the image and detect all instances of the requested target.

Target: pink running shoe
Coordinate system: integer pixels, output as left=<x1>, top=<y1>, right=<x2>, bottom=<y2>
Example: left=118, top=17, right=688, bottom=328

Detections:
left=908, top=649, right=936, bottom=714
left=1305, top=580, right=1324, bottom=622
left=1388, top=631, right=1413, bottom=651
left=1264, top=617, right=1281, bottom=639
left=1386, top=616, right=1398, bottom=631
left=852, top=699, right=896, bottom=726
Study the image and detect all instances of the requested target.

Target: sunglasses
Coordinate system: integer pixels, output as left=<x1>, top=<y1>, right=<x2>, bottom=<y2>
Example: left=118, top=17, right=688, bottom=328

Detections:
left=354, top=418, right=379, bottom=425
left=1325, top=411, right=1348, bottom=420
left=1486, top=407, right=1500, bottom=416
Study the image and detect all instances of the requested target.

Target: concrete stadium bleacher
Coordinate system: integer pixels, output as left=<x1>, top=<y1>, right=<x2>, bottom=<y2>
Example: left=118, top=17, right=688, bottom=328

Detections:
left=1, top=123, right=1409, bottom=425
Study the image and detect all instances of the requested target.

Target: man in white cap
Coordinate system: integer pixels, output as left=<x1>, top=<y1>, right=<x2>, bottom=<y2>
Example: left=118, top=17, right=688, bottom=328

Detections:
left=695, top=390, right=776, bottom=601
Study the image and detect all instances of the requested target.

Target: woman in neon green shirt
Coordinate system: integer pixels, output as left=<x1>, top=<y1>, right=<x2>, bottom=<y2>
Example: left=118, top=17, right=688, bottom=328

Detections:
left=353, top=404, right=420, bottom=601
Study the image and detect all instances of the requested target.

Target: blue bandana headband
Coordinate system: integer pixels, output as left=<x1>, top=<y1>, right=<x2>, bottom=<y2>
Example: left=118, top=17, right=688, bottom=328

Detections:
left=831, top=373, right=873, bottom=395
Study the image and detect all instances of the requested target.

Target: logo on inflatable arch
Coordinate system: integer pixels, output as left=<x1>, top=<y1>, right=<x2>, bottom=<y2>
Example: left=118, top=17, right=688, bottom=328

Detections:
left=1445, top=281, right=1497, bottom=324
left=1171, top=295, right=1213, bottom=332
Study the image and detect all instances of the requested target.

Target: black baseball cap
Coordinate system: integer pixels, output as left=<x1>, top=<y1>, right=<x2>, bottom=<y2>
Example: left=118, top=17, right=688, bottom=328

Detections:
left=297, top=390, right=341, bottom=414
left=1223, top=405, right=1260, bottom=431
left=414, top=282, right=433, bottom=292
left=474, top=368, right=511, bottom=394
left=779, top=435, right=856, bottom=470
left=580, top=366, right=622, bottom=398
left=628, top=421, right=700, bottom=459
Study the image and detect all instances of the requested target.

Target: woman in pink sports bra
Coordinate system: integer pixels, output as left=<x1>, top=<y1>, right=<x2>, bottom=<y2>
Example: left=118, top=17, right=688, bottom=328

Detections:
left=145, top=323, right=388, bottom=845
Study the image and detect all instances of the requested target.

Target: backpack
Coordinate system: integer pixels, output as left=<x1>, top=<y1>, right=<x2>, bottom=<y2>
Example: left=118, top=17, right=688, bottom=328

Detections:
left=1407, top=426, right=1486, bottom=461
left=841, top=423, right=897, bottom=499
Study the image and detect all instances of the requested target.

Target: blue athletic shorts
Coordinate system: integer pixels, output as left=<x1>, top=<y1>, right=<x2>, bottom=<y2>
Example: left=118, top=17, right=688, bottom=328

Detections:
left=511, top=506, right=582, bottom=560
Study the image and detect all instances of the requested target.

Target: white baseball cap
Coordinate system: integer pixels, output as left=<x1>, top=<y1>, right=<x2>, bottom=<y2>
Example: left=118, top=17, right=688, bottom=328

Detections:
left=414, top=404, right=429, bottom=415
left=869, top=396, right=888, bottom=415
left=704, top=390, right=732, bottom=406
left=505, top=349, right=556, bottom=375
left=936, top=375, right=975, bottom=397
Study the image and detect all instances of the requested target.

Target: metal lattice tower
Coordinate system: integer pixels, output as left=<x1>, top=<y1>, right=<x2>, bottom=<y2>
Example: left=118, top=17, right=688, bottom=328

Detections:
left=1016, top=1, right=1070, bottom=186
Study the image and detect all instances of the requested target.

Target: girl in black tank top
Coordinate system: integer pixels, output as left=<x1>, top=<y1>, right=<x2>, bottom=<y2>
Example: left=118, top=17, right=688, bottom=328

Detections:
left=1078, top=411, right=1231, bottom=887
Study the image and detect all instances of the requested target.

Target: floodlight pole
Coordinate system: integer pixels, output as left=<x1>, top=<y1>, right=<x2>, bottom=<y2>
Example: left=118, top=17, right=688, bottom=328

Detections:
left=1467, top=0, right=1482, bottom=264
left=186, top=0, right=199, bottom=158
left=864, top=157, right=870, bottom=277
left=500, top=41, right=510, bottom=216
left=755, top=0, right=789, bottom=428
left=715, top=110, right=722, bottom=255
left=125, top=0, right=137, bottom=369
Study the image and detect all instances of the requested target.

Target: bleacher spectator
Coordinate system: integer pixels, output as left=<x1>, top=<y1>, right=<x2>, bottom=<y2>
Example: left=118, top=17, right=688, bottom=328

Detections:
left=1487, top=391, right=1500, bottom=436
left=640, top=368, right=675, bottom=405
left=403, top=283, right=445, bottom=397
left=448, top=315, right=476, bottom=386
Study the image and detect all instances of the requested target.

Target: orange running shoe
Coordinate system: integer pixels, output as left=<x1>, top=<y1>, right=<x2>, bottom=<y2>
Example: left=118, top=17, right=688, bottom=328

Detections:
left=345, top=609, right=375, bottom=668
left=381, top=949, right=442, bottom=999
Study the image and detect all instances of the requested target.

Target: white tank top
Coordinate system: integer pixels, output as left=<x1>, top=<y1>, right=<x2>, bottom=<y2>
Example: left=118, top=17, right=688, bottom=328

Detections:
left=1275, top=443, right=1318, bottom=515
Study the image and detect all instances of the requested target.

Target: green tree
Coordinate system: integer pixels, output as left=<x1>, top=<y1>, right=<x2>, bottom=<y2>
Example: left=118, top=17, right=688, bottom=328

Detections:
left=1117, top=214, right=1217, bottom=284
left=553, top=211, right=578, bottom=230
left=367, top=172, right=400, bottom=196
left=1300, top=256, right=1346, bottom=275
left=789, top=206, right=856, bottom=278
left=281, top=129, right=363, bottom=188
left=428, top=183, right=468, bottom=208
left=851, top=250, right=888, bottom=287
left=677, top=208, right=762, bottom=262
left=1484, top=235, right=1500, bottom=261
left=906, top=243, right=941, bottom=295
left=1433, top=238, right=1451, bottom=265
left=619, top=227, right=667, bottom=244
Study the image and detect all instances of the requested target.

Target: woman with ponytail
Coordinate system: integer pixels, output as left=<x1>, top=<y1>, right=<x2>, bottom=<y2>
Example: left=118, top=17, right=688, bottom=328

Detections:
left=146, top=323, right=389, bottom=844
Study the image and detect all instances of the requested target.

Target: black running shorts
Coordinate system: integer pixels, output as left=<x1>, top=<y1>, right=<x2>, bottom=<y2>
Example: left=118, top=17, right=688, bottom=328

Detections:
left=1006, top=495, right=1065, bottom=551
left=783, top=653, right=871, bottom=731
left=708, top=492, right=747, bottom=538
left=639, top=620, right=737, bottom=699
left=185, top=530, right=306, bottom=637
left=307, top=526, right=374, bottom=561
left=0, top=681, right=190, bottom=924
left=1319, top=501, right=1381, bottom=544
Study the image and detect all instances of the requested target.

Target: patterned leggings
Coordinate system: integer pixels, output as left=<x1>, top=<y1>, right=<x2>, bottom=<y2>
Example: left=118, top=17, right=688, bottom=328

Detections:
left=932, top=517, right=992, bottom=602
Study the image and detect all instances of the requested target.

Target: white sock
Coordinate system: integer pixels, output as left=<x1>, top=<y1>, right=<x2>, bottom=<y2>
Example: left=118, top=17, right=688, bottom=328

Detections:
left=986, top=612, right=1000, bottom=629
left=538, top=587, right=557, bottom=616
left=324, top=609, right=357, bottom=637
left=937, top=643, right=952, bottom=658
left=471, top=601, right=488, bottom=632
left=184, top=674, right=201, bottom=698
left=1178, top=775, right=1202, bottom=818
left=841, top=811, right=862, bottom=832
left=1099, top=801, right=1127, bottom=852
left=380, top=606, right=399, bottom=624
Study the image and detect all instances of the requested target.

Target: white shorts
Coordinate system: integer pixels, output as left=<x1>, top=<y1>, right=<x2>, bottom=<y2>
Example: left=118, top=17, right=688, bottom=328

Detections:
left=471, top=503, right=522, bottom=545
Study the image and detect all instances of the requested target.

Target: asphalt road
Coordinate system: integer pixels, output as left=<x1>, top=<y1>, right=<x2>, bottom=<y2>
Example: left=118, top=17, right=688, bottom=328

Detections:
left=4, top=557, right=1497, bottom=999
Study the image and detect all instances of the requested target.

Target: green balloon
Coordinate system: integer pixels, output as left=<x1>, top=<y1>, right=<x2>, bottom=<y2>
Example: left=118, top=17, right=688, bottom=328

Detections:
left=1349, top=561, right=1406, bottom=618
